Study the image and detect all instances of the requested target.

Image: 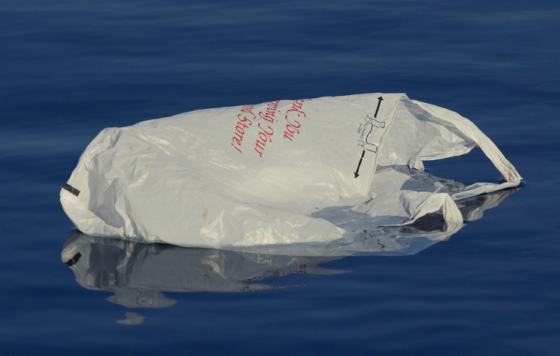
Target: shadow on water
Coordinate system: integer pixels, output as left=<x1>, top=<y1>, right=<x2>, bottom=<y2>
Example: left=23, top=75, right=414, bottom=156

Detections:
left=61, top=187, right=517, bottom=324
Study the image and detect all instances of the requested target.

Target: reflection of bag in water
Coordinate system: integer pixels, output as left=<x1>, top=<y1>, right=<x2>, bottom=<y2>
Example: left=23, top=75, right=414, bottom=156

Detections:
left=60, top=93, right=521, bottom=248
left=61, top=231, right=347, bottom=309
left=62, top=187, right=514, bottom=324
left=61, top=187, right=516, bottom=314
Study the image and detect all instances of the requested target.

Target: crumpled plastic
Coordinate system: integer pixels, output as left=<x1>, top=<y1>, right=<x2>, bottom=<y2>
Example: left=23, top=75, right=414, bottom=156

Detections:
left=60, top=93, right=521, bottom=249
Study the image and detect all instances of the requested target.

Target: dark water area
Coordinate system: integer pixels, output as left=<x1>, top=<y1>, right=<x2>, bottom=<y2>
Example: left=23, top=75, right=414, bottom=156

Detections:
left=1, top=0, right=559, bottom=355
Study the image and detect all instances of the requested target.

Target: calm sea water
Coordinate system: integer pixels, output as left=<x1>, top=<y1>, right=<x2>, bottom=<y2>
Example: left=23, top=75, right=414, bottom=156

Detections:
left=1, top=1, right=559, bottom=355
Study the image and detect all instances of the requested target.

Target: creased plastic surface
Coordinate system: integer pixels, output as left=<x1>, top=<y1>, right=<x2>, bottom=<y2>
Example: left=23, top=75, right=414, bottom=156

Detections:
left=61, top=93, right=521, bottom=249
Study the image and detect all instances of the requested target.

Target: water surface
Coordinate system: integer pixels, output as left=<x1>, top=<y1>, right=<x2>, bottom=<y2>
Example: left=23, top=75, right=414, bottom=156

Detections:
left=1, top=1, right=559, bottom=355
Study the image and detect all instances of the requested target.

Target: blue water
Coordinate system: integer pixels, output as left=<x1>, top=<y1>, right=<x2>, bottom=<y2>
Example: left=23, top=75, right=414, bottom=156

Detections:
left=1, top=0, right=560, bottom=354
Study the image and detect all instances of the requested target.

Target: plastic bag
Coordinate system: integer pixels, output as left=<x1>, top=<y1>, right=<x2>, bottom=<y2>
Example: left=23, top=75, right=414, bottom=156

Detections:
left=60, top=93, right=521, bottom=249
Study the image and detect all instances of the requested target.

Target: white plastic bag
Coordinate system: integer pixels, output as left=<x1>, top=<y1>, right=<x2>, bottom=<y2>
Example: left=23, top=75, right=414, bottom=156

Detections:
left=60, top=93, right=521, bottom=249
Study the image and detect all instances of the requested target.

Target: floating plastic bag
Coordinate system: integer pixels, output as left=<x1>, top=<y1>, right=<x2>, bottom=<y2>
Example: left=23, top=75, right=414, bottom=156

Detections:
left=60, top=93, right=521, bottom=249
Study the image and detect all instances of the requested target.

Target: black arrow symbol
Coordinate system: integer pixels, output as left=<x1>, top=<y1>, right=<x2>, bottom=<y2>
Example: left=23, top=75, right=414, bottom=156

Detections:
left=354, top=150, right=365, bottom=178
left=374, top=96, right=383, bottom=118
